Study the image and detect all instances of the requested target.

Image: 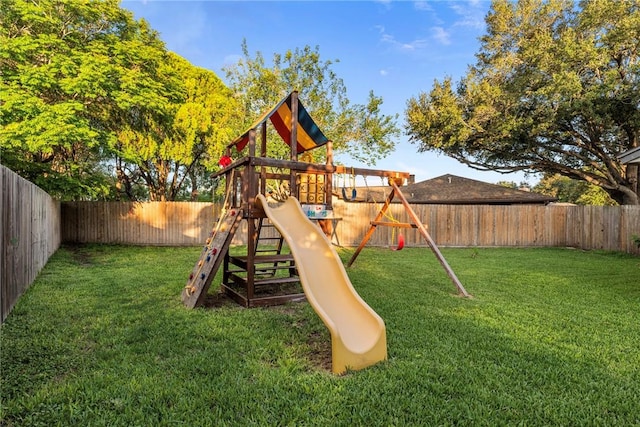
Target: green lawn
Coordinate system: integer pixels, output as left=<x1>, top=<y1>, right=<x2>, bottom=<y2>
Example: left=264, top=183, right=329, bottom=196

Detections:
left=1, top=245, right=639, bottom=426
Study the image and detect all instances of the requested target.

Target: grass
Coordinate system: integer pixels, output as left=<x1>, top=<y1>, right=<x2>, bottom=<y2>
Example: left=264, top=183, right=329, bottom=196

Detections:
left=1, top=244, right=639, bottom=426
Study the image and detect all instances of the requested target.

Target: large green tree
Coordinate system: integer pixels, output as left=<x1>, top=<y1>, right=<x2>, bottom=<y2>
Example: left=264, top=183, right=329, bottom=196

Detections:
left=112, top=53, right=239, bottom=201
left=0, top=0, right=133, bottom=199
left=224, top=41, right=399, bottom=165
left=405, top=0, right=640, bottom=205
left=0, top=0, right=176, bottom=199
left=1, top=0, right=237, bottom=201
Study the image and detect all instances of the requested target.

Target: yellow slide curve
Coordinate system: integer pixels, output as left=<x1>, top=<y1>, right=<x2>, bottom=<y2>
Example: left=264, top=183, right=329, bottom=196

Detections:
left=256, top=194, right=387, bottom=374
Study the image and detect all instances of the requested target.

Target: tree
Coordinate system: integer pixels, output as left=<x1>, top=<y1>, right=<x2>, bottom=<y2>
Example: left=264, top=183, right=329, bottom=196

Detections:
left=405, top=0, right=640, bottom=205
left=496, top=181, right=517, bottom=189
left=224, top=41, right=399, bottom=165
left=1, top=0, right=238, bottom=201
left=111, top=53, right=238, bottom=201
left=0, top=0, right=131, bottom=199
left=534, top=173, right=616, bottom=205
left=170, top=56, right=241, bottom=200
left=0, top=0, right=178, bottom=200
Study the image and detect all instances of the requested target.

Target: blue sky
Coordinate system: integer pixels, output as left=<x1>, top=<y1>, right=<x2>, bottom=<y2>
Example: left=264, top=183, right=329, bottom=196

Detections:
left=121, top=0, right=533, bottom=186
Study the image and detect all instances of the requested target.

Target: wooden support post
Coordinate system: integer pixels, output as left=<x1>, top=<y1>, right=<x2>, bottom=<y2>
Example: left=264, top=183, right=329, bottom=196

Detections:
left=326, top=140, right=333, bottom=209
left=248, top=129, right=256, bottom=157
left=244, top=129, right=258, bottom=210
left=290, top=91, right=298, bottom=197
left=260, top=122, right=267, bottom=157
left=389, top=180, right=470, bottom=297
left=260, top=122, right=267, bottom=195
left=246, top=217, right=256, bottom=304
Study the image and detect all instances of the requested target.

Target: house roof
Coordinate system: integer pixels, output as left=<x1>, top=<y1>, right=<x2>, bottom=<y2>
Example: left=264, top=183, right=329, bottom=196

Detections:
left=618, top=146, right=640, bottom=164
left=230, top=92, right=329, bottom=154
left=336, top=174, right=557, bottom=205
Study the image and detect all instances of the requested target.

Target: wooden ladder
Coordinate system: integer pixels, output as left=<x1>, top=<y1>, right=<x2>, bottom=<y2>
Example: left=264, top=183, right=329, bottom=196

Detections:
left=252, top=218, right=295, bottom=278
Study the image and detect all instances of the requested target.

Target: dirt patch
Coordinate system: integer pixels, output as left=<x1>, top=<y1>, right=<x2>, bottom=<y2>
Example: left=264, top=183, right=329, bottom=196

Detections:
left=307, top=330, right=332, bottom=371
left=270, top=301, right=306, bottom=316
left=65, top=244, right=94, bottom=267
left=202, top=291, right=236, bottom=308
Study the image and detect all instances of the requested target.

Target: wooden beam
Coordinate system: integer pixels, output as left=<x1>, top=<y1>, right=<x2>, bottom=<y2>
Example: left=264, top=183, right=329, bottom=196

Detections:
left=370, top=221, right=425, bottom=229
left=389, top=180, right=470, bottom=297
left=251, top=157, right=335, bottom=172
left=290, top=91, right=298, bottom=196
left=213, top=158, right=408, bottom=181
left=260, top=122, right=267, bottom=194
left=334, top=165, right=410, bottom=180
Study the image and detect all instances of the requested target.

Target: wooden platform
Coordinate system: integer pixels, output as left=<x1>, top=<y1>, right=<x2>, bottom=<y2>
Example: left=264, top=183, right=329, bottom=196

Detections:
left=222, top=253, right=304, bottom=307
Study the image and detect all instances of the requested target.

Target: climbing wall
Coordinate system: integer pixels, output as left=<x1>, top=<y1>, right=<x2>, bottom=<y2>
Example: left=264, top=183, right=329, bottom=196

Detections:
left=182, top=208, right=243, bottom=308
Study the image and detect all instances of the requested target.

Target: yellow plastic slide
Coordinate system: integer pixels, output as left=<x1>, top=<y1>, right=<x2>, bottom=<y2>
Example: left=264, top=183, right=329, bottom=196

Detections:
left=256, top=194, right=387, bottom=374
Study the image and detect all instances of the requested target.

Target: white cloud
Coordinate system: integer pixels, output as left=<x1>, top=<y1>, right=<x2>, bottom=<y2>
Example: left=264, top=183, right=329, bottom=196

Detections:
left=379, top=28, right=428, bottom=52
left=413, top=1, right=433, bottom=12
left=394, top=160, right=430, bottom=182
left=449, top=0, right=486, bottom=31
left=376, top=0, right=488, bottom=54
left=380, top=69, right=389, bottom=76
left=431, top=26, right=451, bottom=45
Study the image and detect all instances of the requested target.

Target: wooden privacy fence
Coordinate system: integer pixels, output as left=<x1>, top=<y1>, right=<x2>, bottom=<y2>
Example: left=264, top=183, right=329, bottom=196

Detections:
left=61, top=200, right=640, bottom=255
left=1, top=166, right=61, bottom=322
left=333, top=201, right=640, bottom=255
left=61, top=202, right=251, bottom=246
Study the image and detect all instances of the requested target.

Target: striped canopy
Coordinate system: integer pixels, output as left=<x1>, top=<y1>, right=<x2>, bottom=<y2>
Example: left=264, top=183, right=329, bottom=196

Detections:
left=231, top=92, right=329, bottom=154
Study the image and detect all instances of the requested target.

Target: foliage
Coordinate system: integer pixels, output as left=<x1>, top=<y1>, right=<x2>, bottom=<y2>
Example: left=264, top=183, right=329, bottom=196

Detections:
left=496, top=180, right=518, bottom=189
left=112, top=53, right=239, bottom=201
left=632, top=234, right=640, bottom=248
left=0, top=0, right=238, bottom=201
left=534, top=173, right=617, bottom=205
left=224, top=41, right=399, bottom=165
left=0, top=0, right=133, bottom=199
left=405, top=0, right=640, bottom=205
left=2, top=245, right=639, bottom=425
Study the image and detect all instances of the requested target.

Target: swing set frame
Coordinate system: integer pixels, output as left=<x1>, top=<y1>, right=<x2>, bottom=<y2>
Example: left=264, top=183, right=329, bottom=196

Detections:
left=343, top=174, right=471, bottom=298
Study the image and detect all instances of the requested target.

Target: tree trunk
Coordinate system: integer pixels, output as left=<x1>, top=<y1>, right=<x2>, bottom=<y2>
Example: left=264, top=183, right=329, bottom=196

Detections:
left=624, top=164, right=639, bottom=205
left=189, top=170, right=198, bottom=201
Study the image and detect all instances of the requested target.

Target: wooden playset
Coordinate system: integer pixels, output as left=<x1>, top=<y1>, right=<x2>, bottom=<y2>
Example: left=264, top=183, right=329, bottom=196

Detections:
left=181, top=91, right=468, bottom=310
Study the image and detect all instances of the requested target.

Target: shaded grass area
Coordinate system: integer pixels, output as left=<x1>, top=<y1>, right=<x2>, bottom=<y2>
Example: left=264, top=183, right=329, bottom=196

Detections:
left=1, top=245, right=639, bottom=426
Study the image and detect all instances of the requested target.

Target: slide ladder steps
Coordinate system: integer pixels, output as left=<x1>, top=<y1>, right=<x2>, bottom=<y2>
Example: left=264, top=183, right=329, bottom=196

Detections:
left=245, top=217, right=296, bottom=278
left=255, top=218, right=285, bottom=254
left=225, top=272, right=301, bottom=287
